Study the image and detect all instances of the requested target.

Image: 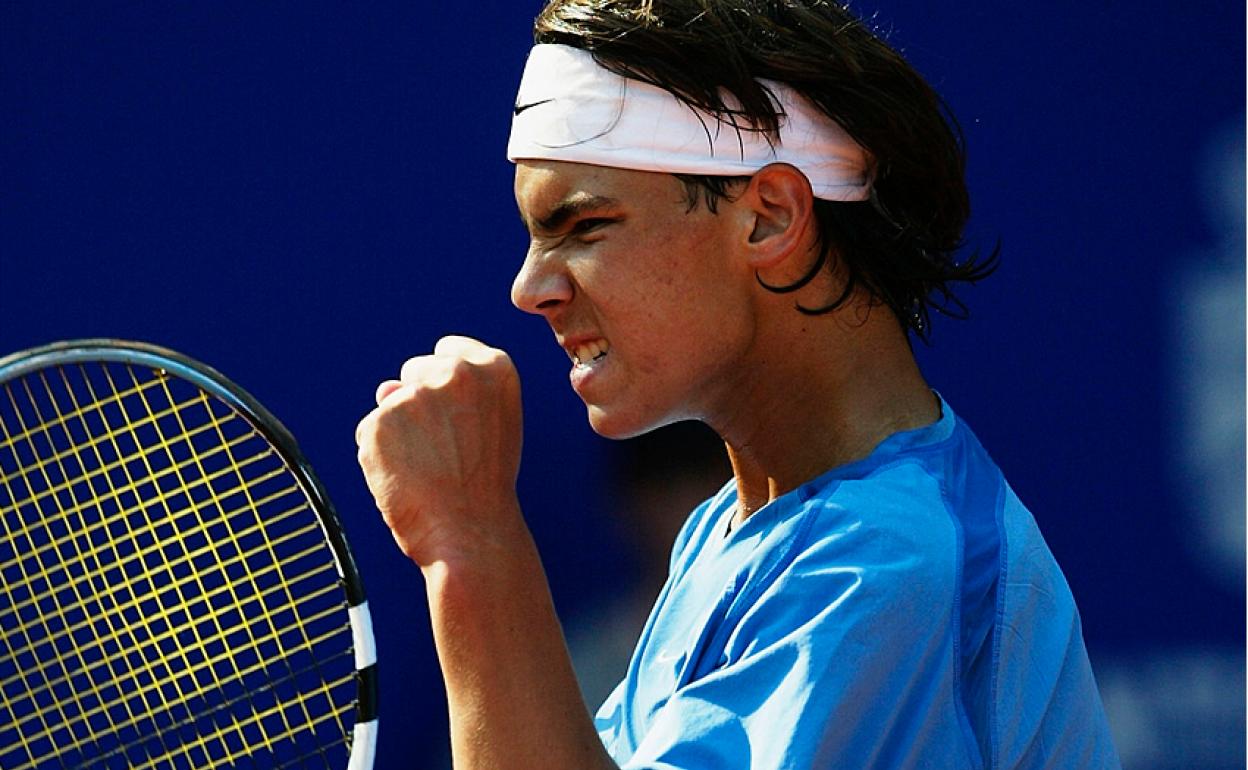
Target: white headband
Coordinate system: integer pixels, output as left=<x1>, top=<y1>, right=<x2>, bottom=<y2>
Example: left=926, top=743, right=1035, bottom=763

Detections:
left=506, top=44, right=873, bottom=202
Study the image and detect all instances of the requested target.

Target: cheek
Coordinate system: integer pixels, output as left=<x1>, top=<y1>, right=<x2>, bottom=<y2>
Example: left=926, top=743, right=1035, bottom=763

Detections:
left=591, top=216, right=748, bottom=354
left=584, top=239, right=683, bottom=316
left=638, top=250, right=750, bottom=366
left=638, top=223, right=729, bottom=295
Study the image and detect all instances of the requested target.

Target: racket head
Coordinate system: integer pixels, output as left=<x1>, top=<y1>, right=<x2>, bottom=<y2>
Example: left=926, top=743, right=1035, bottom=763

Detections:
left=0, top=339, right=376, bottom=770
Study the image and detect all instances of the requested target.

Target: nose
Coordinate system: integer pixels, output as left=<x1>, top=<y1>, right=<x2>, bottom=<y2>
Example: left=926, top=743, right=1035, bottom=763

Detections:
left=511, top=245, right=573, bottom=315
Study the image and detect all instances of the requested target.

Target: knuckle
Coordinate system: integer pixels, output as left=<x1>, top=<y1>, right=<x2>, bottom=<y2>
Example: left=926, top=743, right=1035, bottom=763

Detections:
left=399, top=355, right=427, bottom=383
left=449, top=355, right=477, bottom=378
left=354, top=412, right=374, bottom=447
left=373, top=399, right=407, bottom=431
left=483, top=347, right=510, bottom=369
left=355, top=442, right=372, bottom=468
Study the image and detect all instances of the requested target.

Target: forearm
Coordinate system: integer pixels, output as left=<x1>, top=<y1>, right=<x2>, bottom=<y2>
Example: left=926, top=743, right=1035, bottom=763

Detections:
left=422, top=518, right=617, bottom=770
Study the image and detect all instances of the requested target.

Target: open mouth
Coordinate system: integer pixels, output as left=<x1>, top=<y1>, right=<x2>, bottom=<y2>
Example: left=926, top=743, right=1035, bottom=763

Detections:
left=570, top=339, right=610, bottom=367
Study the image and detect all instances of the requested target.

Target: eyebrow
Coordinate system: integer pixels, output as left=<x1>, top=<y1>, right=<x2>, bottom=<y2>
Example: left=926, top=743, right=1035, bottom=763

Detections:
left=526, top=193, right=619, bottom=235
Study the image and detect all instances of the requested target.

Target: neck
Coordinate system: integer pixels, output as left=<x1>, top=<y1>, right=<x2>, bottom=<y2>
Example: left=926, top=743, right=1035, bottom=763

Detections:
left=712, top=300, right=938, bottom=527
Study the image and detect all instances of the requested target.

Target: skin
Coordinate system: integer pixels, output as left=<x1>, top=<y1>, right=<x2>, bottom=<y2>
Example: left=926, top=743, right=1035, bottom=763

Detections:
left=509, top=161, right=760, bottom=441
left=355, top=159, right=938, bottom=767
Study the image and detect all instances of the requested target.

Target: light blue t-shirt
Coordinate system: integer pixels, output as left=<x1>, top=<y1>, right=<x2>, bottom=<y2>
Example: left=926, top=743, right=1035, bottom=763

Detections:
left=595, top=399, right=1120, bottom=769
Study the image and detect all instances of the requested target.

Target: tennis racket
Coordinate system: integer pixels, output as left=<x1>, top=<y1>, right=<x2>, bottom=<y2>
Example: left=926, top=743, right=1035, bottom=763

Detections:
left=0, top=339, right=377, bottom=769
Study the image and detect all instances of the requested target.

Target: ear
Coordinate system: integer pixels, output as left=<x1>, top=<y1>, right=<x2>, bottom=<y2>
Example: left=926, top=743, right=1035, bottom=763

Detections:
left=738, top=163, right=816, bottom=270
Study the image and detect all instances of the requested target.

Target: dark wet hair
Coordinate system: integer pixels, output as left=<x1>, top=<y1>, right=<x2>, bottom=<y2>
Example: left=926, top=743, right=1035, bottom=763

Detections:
left=532, top=0, right=998, bottom=340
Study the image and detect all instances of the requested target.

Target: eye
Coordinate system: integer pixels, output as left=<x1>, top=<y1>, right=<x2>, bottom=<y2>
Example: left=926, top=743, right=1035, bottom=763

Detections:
left=570, top=217, right=614, bottom=236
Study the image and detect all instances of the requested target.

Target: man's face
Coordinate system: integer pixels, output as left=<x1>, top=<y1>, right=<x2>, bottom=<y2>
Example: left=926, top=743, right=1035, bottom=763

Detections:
left=512, top=160, right=758, bottom=439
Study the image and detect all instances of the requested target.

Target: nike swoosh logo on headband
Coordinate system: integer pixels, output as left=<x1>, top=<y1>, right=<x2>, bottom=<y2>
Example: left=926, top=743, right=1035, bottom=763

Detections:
left=513, top=98, right=554, bottom=116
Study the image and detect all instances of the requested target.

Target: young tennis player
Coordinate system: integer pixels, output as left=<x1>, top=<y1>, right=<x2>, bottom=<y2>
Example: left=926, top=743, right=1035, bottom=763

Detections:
left=355, top=1, right=1121, bottom=766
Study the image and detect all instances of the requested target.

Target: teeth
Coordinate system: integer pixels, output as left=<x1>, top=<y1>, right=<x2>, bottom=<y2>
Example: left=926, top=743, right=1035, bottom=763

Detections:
left=572, top=339, right=610, bottom=365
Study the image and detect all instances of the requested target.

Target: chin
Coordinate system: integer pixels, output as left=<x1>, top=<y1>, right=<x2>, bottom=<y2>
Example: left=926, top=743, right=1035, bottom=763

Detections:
left=585, top=404, right=680, bottom=441
left=586, top=407, right=642, bottom=440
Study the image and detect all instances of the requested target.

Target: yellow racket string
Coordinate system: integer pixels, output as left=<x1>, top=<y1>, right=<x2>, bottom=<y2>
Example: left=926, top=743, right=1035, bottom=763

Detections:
left=0, top=403, right=64, bottom=768
left=174, top=369, right=350, bottom=748
left=0, top=479, right=306, bottom=631
left=132, top=364, right=334, bottom=752
left=86, top=364, right=273, bottom=766
left=2, top=380, right=170, bottom=765
left=1, top=524, right=336, bottom=713
left=83, top=665, right=355, bottom=770
left=125, top=675, right=356, bottom=770
left=17, top=372, right=197, bottom=766
left=3, top=601, right=352, bottom=761
left=47, top=363, right=227, bottom=765
left=0, top=564, right=338, bottom=709
left=66, top=364, right=266, bottom=766
left=0, top=462, right=68, bottom=766
left=1, top=417, right=261, bottom=534
left=0, top=360, right=358, bottom=769
left=1, top=368, right=209, bottom=768
left=105, top=362, right=303, bottom=757
left=0, top=373, right=169, bottom=475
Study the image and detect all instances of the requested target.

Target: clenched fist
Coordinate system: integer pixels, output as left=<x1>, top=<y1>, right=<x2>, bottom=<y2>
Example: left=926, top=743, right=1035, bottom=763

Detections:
left=355, top=336, right=525, bottom=567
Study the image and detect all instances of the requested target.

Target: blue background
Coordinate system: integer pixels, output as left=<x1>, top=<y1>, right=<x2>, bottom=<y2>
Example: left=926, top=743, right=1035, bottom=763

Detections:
left=2, top=2, right=1243, bottom=767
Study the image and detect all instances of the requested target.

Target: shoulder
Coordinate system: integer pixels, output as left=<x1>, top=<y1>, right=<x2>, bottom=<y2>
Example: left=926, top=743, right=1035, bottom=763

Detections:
left=718, top=457, right=968, bottom=656
left=788, top=456, right=964, bottom=602
left=724, top=412, right=1015, bottom=643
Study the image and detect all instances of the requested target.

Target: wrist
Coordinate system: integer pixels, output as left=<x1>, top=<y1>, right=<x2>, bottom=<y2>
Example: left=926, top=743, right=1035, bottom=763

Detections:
left=404, top=496, right=531, bottom=570
left=421, top=534, right=616, bottom=770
